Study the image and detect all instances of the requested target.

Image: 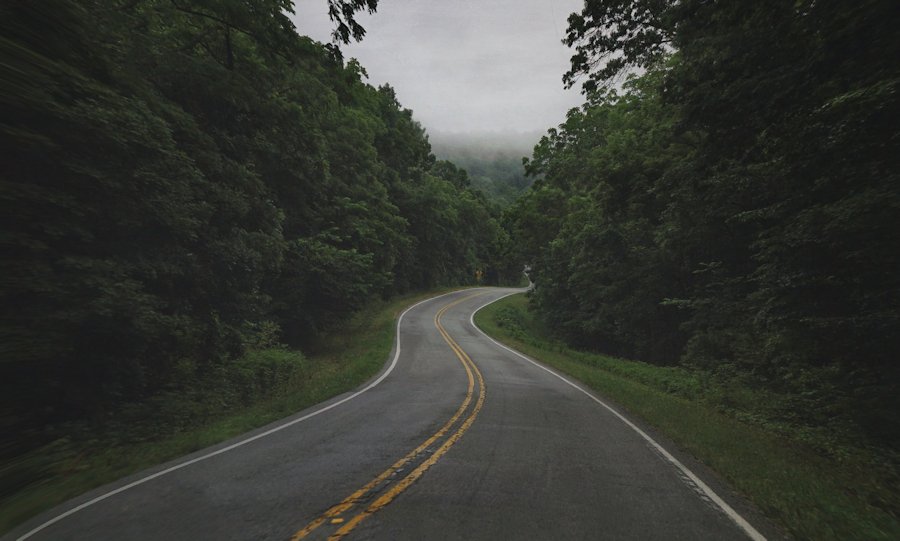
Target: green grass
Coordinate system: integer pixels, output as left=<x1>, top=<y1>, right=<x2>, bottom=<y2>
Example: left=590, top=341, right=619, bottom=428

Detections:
left=0, top=287, right=461, bottom=535
left=475, top=293, right=899, bottom=541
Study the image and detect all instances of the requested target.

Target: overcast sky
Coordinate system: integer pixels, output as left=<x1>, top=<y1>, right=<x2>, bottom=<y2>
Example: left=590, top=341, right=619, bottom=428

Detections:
left=290, top=0, right=585, bottom=136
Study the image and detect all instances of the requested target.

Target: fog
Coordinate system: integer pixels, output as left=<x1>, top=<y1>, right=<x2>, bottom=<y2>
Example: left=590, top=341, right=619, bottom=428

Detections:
left=428, top=129, right=544, bottom=161
left=291, top=0, right=585, bottom=137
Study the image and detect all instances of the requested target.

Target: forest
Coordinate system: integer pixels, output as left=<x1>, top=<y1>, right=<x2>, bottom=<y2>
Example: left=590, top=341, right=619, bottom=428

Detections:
left=430, top=131, right=537, bottom=207
left=2, top=0, right=899, bottom=535
left=0, top=0, right=520, bottom=467
left=508, top=0, right=899, bottom=449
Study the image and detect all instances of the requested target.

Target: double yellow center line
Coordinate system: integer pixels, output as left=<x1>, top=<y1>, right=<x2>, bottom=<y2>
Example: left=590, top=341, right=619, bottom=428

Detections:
left=291, top=293, right=487, bottom=540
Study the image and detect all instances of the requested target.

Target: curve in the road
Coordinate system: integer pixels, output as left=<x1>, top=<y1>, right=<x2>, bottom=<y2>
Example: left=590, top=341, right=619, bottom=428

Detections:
left=469, top=296, right=767, bottom=541
left=291, top=292, right=488, bottom=539
left=13, top=289, right=468, bottom=541
left=10, top=288, right=771, bottom=541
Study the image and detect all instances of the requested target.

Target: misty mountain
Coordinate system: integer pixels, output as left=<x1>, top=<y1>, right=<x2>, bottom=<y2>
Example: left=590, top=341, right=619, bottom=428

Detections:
left=429, top=131, right=542, bottom=206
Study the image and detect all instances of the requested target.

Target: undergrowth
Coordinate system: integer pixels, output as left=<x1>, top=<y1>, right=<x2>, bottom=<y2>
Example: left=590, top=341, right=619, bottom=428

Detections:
left=0, top=287, right=460, bottom=535
left=478, top=293, right=900, bottom=541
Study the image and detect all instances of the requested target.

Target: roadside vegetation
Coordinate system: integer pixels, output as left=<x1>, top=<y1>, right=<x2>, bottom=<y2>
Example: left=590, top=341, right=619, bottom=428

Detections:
left=0, top=288, right=459, bottom=535
left=475, top=293, right=899, bottom=541
left=3, top=0, right=896, bottom=538
left=503, top=3, right=898, bottom=538
left=1, top=1, right=521, bottom=533
left=508, top=0, right=898, bottom=450
left=430, top=131, right=537, bottom=207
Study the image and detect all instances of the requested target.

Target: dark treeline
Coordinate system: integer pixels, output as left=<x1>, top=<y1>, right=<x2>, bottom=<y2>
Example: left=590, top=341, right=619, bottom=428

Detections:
left=0, top=1, right=518, bottom=438
left=509, top=0, right=899, bottom=444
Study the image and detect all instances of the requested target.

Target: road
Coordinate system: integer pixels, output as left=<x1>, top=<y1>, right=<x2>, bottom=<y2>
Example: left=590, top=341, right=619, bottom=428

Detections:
left=7, top=288, right=773, bottom=540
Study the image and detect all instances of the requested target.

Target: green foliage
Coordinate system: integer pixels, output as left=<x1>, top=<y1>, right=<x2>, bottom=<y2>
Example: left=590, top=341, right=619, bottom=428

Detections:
left=0, top=287, right=459, bottom=534
left=455, top=153, right=531, bottom=207
left=327, top=0, right=379, bottom=44
left=513, top=75, right=687, bottom=363
left=477, top=294, right=900, bottom=541
left=0, top=0, right=518, bottom=503
left=563, top=0, right=675, bottom=92
left=510, top=0, right=900, bottom=451
left=432, top=139, right=534, bottom=207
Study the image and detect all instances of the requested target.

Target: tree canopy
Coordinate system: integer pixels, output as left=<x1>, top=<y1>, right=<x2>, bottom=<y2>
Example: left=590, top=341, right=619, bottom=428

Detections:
left=511, top=0, right=900, bottom=444
left=0, top=0, right=517, bottom=438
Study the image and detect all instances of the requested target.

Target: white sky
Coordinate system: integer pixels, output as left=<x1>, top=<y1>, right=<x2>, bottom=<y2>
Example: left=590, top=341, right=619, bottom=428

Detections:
left=290, top=0, right=585, bottom=135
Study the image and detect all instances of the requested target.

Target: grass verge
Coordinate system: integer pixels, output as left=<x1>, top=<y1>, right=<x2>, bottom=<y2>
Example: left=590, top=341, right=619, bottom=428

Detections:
left=0, top=287, right=461, bottom=536
left=474, top=293, right=899, bottom=541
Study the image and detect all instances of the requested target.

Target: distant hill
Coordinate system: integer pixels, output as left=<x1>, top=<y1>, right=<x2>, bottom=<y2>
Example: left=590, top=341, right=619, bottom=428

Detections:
left=429, top=131, right=543, bottom=206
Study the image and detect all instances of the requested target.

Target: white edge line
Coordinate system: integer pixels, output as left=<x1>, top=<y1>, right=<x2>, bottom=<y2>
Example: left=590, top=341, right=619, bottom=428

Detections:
left=16, top=289, right=469, bottom=541
left=469, top=291, right=767, bottom=541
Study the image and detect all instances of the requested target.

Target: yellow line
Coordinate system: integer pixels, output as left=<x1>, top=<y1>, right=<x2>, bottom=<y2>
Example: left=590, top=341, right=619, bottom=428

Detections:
left=328, top=297, right=487, bottom=540
left=292, top=293, right=486, bottom=540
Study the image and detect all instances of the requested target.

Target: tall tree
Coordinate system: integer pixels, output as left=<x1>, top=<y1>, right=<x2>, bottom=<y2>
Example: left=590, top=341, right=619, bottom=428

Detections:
left=1, top=0, right=513, bottom=445
left=514, top=0, right=900, bottom=441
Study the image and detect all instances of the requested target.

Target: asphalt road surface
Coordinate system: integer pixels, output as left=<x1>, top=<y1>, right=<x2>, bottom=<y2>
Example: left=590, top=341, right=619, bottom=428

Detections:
left=7, top=288, right=776, bottom=541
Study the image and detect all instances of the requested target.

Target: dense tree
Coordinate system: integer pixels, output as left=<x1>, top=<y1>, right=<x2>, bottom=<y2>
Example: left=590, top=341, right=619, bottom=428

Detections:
left=516, top=75, right=687, bottom=363
left=0, top=0, right=514, bottom=443
left=431, top=138, right=534, bottom=207
left=513, top=0, right=900, bottom=442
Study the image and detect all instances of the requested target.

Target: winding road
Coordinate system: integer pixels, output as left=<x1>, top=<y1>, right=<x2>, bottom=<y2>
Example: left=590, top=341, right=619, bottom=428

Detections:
left=7, top=288, right=774, bottom=540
